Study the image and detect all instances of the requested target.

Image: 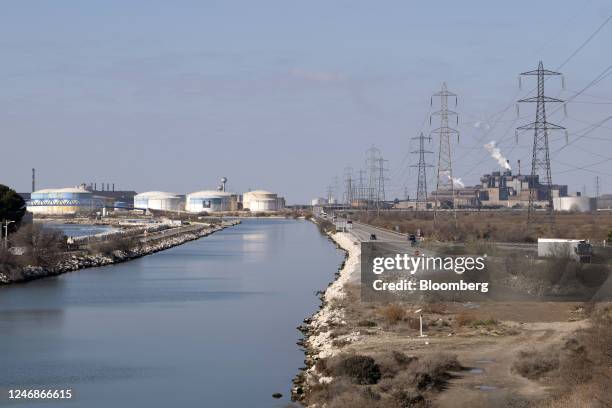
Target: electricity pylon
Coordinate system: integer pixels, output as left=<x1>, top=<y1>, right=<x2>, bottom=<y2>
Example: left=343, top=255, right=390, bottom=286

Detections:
left=344, top=167, right=354, bottom=206
left=517, top=61, right=565, bottom=227
left=431, top=82, right=459, bottom=223
left=411, top=132, right=433, bottom=209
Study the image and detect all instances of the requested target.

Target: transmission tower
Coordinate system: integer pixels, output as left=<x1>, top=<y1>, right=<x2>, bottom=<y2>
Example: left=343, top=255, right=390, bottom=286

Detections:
left=411, top=132, right=433, bottom=208
left=344, top=167, right=354, bottom=206
left=357, top=169, right=366, bottom=209
left=376, top=157, right=388, bottom=213
left=431, top=83, right=459, bottom=221
left=366, top=146, right=382, bottom=210
left=595, top=176, right=600, bottom=199
left=517, top=61, right=565, bottom=227
left=326, top=184, right=334, bottom=204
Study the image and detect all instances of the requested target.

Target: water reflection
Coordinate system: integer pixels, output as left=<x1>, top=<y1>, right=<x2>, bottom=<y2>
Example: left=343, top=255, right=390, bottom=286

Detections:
left=0, top=219, right=344, bottom=408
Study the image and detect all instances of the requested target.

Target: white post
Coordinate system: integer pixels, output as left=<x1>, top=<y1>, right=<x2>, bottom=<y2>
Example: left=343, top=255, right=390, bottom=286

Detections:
left=419, top=314, right=423, bottom=337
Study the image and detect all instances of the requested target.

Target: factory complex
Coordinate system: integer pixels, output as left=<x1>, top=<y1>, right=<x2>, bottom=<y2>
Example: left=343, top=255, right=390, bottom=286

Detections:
left=314, top=167, right=607, bottom=214
left=24, top=177, right=285, bottom=216
left=396, top=169, right=601, bottom=212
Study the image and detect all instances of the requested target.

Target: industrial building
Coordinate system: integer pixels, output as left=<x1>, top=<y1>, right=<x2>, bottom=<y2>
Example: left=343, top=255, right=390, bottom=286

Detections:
left=27, top=187, right=104, bottom=215
left=553, top=196, right=597, bottom=212
left=186, top=191, right=238, bottom=213
left=426, top=170, right=570, bottom=209
left=597, top=194, right=612, bottom=210
left=133, top=191, right=184, bottom=212
left=82, top=183, right=137, bottom=208
left=391, top=169, right=579, bottom=211
left=477, top=171, right=567, bottom=207
left=242, top=190, right=284, bottom=212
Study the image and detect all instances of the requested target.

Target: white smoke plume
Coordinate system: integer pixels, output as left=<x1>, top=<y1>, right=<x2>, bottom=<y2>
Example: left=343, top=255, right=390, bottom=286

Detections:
left=452, top=177, right=465, bottom=188
left=441, top=171, right=465, bottom=188
left=484, top=141, right=511, bottom=170
left=474, top=121, right=491, bottom=131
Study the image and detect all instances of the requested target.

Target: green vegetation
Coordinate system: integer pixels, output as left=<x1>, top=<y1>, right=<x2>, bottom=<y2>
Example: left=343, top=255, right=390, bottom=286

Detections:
left=0, top=224, right=67, bottom=281
left=0, top=184, right=26, bottom=225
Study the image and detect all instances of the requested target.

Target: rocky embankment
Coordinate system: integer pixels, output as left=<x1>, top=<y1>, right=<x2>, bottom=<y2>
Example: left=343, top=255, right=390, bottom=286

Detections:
left=292, top=232, right=360, bottom=403
left=0, top=224, right=233, bottom=285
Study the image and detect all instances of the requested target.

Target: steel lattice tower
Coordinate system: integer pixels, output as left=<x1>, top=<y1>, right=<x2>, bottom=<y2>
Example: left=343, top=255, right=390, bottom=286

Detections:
left=376, top=156, right=388, bottom=213
left=411, top=132, right=433, bottom=206
left=344, top=166, right=354, bottom=206
left=366, top=146, right=382, bottom=209
left=431, top=83, right=459, bottom=220
left=517, top=61, right=564, bottom=226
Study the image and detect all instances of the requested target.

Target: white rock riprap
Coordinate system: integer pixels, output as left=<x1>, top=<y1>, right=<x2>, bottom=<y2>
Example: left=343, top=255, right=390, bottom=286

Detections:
left=293, top=231, right=361, bottom=402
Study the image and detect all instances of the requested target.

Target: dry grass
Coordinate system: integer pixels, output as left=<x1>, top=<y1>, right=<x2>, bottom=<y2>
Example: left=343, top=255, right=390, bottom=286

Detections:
left=454, top=312, right=475, bottom=327
left=379, top=304, right=406, bottom=325
left=351, top=211, right=612, bottom=242
left=521, top=304, right=612, bottom=407
left=512, top=349, right=560, bottom=380
left=308, top=351, right=461, bottom=408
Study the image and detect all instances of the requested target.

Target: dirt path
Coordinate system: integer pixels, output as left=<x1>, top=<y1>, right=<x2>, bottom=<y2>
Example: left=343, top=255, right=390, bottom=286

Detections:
left=434, top=320, right=587, bottom=407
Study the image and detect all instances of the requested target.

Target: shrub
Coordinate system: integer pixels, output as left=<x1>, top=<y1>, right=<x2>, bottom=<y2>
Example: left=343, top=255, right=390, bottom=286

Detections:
left=512, top=349, right=559, bottom=380
left=334, top=355, right=382, bottom=385
left=471, top=318, right=498, bottom=328
left=380, top=304, right=406, bottom=325
left=455, top=312, right=475, bottom=327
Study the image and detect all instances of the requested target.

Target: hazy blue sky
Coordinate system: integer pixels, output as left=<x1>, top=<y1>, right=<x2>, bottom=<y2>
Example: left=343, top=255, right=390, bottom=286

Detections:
left=1, top=1, right=611, bottom=203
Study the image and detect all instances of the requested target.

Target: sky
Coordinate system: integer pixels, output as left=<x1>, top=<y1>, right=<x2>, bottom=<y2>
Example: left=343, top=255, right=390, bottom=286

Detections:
left=1, top=0, right=611, bottom=204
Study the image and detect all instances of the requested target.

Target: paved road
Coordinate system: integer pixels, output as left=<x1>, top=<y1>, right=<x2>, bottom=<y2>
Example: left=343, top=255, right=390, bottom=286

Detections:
left=350, top=221, right=409, bottom=242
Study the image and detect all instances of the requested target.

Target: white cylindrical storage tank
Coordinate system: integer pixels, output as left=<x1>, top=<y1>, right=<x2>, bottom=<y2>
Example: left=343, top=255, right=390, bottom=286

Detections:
left=27, top=187, right=102, bottom=215
left=553, top=196, right=596, bottom=212
left=134, top=191, right=183, bottom=212
left=186, top=191, right=237, bottom=213
left=242, top=190, right=279, bottom=212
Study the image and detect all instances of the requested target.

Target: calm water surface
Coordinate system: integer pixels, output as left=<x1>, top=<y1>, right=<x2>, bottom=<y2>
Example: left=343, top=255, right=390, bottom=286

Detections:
left=0, top=219, right=343, bottom=407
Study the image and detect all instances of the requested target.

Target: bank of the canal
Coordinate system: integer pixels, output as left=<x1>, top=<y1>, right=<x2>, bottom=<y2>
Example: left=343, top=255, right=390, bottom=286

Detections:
left=0, top=221, right=239, bottom=285
left=0, top=219, right=344, bottom=407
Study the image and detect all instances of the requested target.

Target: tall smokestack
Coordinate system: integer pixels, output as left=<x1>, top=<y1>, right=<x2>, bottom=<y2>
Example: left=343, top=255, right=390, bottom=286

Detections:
left=518, top=159, right=521, bottom=176
left=112, top=183, right=115, bottom=192
left=31, top=168, right=35, bottom=192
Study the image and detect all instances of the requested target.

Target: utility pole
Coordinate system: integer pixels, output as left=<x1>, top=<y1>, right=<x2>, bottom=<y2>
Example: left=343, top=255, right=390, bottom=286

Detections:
left=431, top=83, right=459, bottom=224
left=517, top=61, right=565, bottom=227
left=411, top=132, right=433, bottom=209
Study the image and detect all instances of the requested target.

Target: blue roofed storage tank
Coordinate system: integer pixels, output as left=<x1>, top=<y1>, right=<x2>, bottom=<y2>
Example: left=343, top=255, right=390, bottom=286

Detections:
left=27, top=187, right=103, bottom=215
